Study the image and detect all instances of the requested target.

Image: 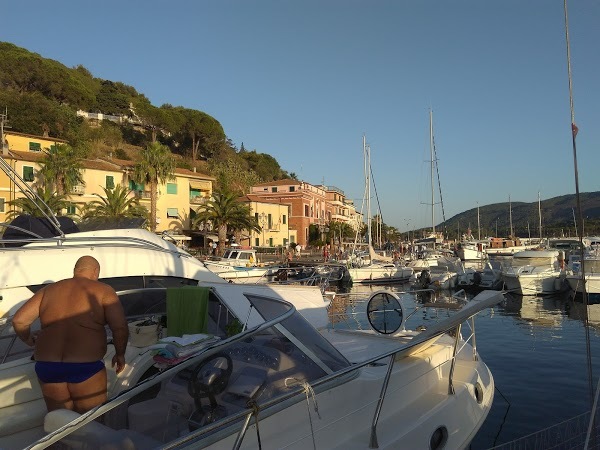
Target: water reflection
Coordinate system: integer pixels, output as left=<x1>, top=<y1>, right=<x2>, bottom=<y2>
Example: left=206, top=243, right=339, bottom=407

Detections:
left=502, top=293, right=567, bottom=328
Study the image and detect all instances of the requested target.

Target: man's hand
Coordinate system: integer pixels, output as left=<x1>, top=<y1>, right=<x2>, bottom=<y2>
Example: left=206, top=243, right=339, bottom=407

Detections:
left=112, top=354, right=126, bottom=374
left=25, top=330, right=40, bottom=347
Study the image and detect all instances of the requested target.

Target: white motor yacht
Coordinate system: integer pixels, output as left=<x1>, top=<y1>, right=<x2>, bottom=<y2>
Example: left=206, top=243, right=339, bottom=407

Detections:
left=502, top=249, right=569, bottom=295
left=0, top=285, right=503, bottom=450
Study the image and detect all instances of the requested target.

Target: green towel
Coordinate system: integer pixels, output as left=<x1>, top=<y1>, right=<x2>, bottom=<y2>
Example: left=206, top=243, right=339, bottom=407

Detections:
left=166, top=286, right=210, bottom=337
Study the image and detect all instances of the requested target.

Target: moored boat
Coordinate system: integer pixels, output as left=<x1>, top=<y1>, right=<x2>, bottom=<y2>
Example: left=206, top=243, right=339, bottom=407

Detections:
left=0, top=287, right=503, bottom=449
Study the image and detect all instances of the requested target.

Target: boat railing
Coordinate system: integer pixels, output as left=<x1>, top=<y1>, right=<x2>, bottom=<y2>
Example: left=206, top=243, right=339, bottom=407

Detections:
left=0, top=231, right=193, bottom=258
left=29, top=289, right=503, bottom=450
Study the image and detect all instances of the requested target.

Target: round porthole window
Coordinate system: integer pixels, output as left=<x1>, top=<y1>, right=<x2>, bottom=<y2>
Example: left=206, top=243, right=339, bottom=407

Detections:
left=430, top=426, right=448, bottom=450
left=474, top=382, right=484, bottom=404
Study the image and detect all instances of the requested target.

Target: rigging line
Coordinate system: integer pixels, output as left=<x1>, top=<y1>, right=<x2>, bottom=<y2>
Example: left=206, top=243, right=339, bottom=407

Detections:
left=369, top=163, right=384, bottom=227
left=431, top=133, right=448, bottom=238
left=563, top=0, right=594, bottom=418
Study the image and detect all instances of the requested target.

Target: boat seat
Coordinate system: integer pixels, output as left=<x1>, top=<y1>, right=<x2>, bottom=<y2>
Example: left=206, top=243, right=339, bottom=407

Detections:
left=44, top=409, right=162, bottom=449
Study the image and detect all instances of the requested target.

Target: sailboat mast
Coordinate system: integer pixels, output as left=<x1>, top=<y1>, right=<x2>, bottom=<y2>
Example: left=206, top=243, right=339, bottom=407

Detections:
left=429, top=110, right=435, bottom=248
left=538, top=192, right=542, bottom=239
left=364, top=134, right=372, bottom=248
left=509, top=195, right=514, bottom=238
left=477, top=203, right=481, bottom=240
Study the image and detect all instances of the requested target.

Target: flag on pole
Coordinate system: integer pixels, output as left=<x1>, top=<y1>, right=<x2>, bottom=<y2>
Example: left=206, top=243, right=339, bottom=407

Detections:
left=572, top=122, right=579, bottom=137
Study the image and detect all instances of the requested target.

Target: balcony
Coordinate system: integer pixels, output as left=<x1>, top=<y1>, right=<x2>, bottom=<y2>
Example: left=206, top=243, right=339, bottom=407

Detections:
left=71, top=185, right=85, bottom=195
left=190, top=195, right=207, bottom=205
left=134, top=191, right=152, bottom=199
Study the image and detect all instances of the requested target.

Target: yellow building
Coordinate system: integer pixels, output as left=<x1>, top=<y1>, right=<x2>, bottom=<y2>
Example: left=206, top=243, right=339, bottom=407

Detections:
left=0, top=131, right=214, bottom=233
left=239, top=194, right=295, bottom=248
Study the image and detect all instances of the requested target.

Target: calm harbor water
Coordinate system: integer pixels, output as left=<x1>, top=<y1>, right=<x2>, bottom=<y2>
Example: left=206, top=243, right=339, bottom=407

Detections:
left=340, top=282, right=600, bottom=449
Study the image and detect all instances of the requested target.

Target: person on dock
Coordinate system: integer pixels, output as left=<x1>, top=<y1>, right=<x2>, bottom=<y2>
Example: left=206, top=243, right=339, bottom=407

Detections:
left=12, top=256, right=128, bottom=414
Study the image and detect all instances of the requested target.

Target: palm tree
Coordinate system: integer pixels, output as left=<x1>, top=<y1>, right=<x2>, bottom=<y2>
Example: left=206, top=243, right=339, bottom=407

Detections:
left=132, top=142, right=175, bottom=232
left=7, top=187, right=70, bottom=219
left=38, top=144, right=85, bottom=195
left=79, top=185, right=148, bottom=223
left=192, top=190, right=260, bottom=255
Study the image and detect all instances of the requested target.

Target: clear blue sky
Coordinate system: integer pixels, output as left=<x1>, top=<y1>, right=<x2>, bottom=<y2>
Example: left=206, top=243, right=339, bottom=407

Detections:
left=4, top=1, right=600, bottom=232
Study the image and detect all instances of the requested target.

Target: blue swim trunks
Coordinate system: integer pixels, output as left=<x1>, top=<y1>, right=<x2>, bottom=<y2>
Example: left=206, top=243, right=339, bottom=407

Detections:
left=35, top=361, right=105, bottom=384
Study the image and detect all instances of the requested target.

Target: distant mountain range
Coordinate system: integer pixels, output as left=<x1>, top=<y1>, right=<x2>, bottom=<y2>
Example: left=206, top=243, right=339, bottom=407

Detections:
left=431, top=192, right=600, bottom=239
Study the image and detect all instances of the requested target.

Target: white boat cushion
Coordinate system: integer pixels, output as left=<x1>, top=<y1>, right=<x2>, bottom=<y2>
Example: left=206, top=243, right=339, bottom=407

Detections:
left=44, top=409, right=162, bottom=449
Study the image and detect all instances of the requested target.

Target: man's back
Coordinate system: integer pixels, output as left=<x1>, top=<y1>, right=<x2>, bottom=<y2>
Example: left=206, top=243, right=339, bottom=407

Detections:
left=35, top=278, right=114, bottom=363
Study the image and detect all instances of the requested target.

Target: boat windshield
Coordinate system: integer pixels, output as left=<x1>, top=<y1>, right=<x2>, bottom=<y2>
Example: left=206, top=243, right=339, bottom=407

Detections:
left=36, top=294, right=351, bottom=449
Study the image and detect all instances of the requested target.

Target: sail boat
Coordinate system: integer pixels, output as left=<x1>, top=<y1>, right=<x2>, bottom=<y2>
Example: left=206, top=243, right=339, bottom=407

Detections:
left=346, top=135, right=413, bottom=284
left=410, top=111, right=456, bottom=266
left=408, top=111, right=464, bottom=290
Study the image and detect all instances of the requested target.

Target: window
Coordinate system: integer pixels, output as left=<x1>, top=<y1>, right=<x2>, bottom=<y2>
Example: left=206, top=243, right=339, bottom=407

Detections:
left=29, top=142, right=41, bottom=152
left=271, top=187, right=278, bottom=193
left=106, top=175, right=115, bottom=190
left=289, top=186, right=295, bottom=192
left=304, top=205, right=309, bottom=217
left=167, top=208, right=179, bottom=218
left=268, top=214, right=272, bottom=228
left=269, top=237, right=273, bottom=247
left=167, top=183, right=178, bottom=195
left=129, top=180, right=144, bottom=191
left=66, top=204, right=76, bottom=215
left=255, top=238, right=260, bottom=246
left=282, top=215, right=287, bottom=225
left=283, top=238, right=288, bottom=246
left=255, top=212, right=259, bottom=221
left=0, top=198, right=4, bottom=213
left=23, top=166, right=34, bottom=182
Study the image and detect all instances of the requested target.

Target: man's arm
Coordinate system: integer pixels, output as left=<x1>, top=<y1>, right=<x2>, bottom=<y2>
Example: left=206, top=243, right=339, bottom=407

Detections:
left=103, top=288, right=129, bottom=373
left=12, top=289, right=44, bottom=346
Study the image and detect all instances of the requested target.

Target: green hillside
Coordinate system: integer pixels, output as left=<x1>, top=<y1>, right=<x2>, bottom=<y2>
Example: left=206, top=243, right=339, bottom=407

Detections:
left=0, top=41, right=291, bottom=188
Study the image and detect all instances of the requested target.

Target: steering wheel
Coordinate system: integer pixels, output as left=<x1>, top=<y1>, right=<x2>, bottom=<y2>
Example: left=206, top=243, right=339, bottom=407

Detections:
left=187, top=352, right=233, bottom=410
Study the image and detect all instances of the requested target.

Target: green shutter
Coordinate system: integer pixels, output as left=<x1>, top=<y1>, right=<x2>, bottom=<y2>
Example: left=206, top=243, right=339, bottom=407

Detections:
left=167, top=183, right=178, bottom=194
left=106, top=176, right=115, bottom=190
left=0, top=198, right=5, bottom=213
left=23, top=166, right=34, bottom=182
left=29, top=142, right=41, bottom=151
left=129, top=180, right=144, bottom=191
left=167, top=208, right=179, bottom=218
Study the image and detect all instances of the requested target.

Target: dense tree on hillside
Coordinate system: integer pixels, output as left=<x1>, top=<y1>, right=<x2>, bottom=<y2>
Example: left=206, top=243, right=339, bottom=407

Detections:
left=132, top=142, right=175, bottom=232
left=241, top=150, right=284, bottom=182
left=95, top=81, right=131, bottom=115
left=38, top=144, right=86, bottom=196
left=192, top=189, right=260, bottom=255
left=210, top=158, right=261, bottom=195
left=0, top=42, right=295, bottom=189
left=0, top=90, right=80, bottom=138
left=175, top=108, right=225, bottom=162
left=0, top=42, right=97, bottom=109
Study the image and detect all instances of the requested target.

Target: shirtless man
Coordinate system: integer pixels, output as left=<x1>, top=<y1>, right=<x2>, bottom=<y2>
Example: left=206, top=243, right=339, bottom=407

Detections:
left=12, top=256, right=129, bottom=413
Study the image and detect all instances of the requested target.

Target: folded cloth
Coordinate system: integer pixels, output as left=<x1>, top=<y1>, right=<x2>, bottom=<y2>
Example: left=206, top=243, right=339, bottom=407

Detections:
left=151, top=335, right=220, bottom=367
left=160, top=333, right=214, bottom=347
